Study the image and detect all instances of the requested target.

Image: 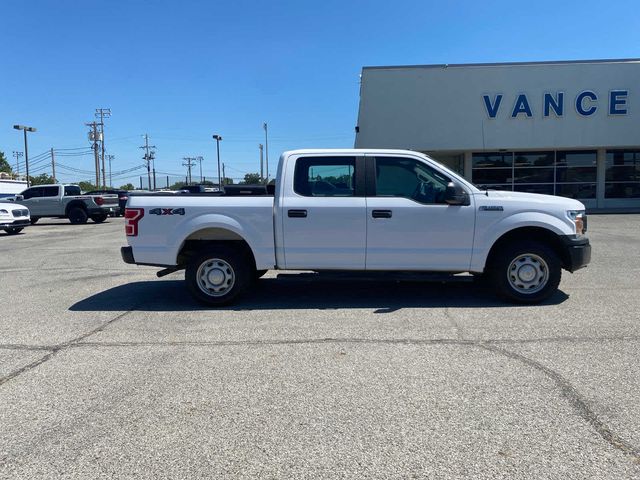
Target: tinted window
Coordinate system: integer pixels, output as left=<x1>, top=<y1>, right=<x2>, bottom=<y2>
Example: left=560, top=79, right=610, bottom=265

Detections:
left=294, top=157, right=356, bottom=197
left=42, top=186, right=59, bottom=197
left=21, top=187, right=43, bottom=200
left=375, top=157, right=450, bottom=204
left=64, top=186, right=81, bottom=196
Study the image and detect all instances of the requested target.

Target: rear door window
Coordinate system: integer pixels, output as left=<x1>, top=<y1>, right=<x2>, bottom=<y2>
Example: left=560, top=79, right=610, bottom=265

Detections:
left=294, top=157, right=357, bottom=197
left=64, top=186, right=81, bottom=196
left=42, top=186, right=59, bottom=197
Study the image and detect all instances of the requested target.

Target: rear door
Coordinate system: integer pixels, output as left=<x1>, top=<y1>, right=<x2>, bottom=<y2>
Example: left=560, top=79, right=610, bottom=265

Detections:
left=280, top=155, right=367, bottom=269
left=40, top=186, right=62, bottom=215
left=365, top=155, right=476, bottom=271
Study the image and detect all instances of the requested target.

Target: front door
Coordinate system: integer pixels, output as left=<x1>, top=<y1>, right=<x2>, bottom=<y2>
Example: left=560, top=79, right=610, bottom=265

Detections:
left=281, top=155, right=367, bottom=270
left=365, top=155, right=476, bottom=271
left=19, top=187, right=44, bottom=216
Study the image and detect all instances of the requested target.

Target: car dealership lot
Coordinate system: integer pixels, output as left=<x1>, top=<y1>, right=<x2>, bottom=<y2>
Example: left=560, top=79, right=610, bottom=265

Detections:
left=1, top=216, right=639, bottom=479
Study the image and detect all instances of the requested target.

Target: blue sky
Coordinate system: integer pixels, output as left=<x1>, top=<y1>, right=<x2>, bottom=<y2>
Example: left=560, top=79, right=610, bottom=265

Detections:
left=2, top=0, right=639, bottom=186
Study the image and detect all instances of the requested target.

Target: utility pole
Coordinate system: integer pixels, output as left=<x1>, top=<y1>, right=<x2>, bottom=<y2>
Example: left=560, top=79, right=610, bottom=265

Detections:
left=86, top=121, right=100, bottom=186
left=196, top=156, right=204, bottom=183
left=95, top=108, right=111, bottom=188
left=105, top=154, right=115, bottom=188
left=12, top=151, right=23, bottom=176
left=139, top=134, right=156, bottom=190
left=263, top=122, right=269, bottom=184
left=182, top=157, right=196, bottom=184
left=258, top=143, right=264, bottom=182
left=50, top=148, right=56, bottom=182
left=222, top=163, right=226, bottom=185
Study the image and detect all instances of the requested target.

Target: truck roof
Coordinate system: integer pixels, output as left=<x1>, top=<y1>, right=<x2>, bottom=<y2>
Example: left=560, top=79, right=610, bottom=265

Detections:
left=282, top=148, right=425, bottom=156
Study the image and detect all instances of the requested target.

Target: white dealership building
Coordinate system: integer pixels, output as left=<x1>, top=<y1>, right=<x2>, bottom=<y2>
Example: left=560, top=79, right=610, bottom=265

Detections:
left=355, top=59, right=640, bottom=210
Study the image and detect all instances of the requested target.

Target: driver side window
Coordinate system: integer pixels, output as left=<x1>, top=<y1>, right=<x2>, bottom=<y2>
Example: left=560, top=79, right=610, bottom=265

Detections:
left=374, top=157, right=450, bottom=204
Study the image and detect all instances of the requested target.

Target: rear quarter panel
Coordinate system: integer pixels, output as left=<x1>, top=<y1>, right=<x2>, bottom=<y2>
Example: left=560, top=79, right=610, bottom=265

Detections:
left=127, top=195, right=276, bottom=269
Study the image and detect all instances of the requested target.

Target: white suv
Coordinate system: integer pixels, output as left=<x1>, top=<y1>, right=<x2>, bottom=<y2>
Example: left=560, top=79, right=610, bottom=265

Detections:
left=0, top=203, right=31, bottom=235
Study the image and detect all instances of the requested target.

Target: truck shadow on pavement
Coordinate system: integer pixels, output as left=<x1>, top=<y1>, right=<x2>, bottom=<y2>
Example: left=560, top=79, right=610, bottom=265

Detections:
left=69, top=275, right=569, bottom=312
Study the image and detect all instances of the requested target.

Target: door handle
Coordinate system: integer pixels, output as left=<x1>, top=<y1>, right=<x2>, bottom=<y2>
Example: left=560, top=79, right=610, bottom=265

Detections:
left=372, top=210, right=392, bottom=218
left=288, top=209, right=307, bottom=218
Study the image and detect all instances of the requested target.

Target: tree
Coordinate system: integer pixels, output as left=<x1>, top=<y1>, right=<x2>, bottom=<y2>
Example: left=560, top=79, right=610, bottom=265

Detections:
left=240, top=173, right=262, bottom=185
left=29, top=173, right=55, bottom=185
left=0, top=151, right=12, bottom=175
left=78, top=181, right=98, bottom=192
left=119, top=183, right=135, bottom=190
left=222, top=177, right=234, bottom=185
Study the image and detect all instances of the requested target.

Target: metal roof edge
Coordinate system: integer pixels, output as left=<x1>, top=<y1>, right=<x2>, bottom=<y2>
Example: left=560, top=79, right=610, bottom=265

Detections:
left=362, top=58, right=640, bottom=71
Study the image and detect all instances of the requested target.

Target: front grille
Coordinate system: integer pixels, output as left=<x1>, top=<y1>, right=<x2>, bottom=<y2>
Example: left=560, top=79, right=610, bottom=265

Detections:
left=12, top=209, right=29, bottom=218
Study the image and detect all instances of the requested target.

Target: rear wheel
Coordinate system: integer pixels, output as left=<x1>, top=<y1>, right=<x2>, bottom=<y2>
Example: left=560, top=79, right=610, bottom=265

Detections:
left=68, top=207, right=88, bottom=224
left=3, top=227, right=23, bottom=235
left=487, top=241, right=561, bottom=303
left=91, top=213, right=108, bottom=223
left=185, top=245, right=251, bottom=306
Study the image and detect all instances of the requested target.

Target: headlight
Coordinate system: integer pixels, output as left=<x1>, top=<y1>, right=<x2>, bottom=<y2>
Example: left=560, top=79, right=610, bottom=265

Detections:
left=567, top=210, right=587, bottom=235
left=0, top=209, right=9, bottom=216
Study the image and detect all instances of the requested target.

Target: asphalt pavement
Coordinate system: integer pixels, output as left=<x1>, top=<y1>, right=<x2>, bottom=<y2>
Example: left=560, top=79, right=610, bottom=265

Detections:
left=1, top=215, right=639, bottom=479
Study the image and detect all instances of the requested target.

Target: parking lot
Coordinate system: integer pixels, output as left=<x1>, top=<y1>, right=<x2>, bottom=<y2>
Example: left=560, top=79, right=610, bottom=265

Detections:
left=1, top=215, right=639, bottom=479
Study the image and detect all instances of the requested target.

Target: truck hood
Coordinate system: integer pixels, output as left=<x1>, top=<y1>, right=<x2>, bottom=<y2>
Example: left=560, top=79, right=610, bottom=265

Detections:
left=477, top=190, right=586, bottom=211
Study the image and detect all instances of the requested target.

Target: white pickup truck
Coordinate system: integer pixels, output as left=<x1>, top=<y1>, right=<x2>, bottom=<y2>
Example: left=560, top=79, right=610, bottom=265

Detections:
left=121, top=149, right=591, bottom=305
left=5, top=184, right=119, bottom=224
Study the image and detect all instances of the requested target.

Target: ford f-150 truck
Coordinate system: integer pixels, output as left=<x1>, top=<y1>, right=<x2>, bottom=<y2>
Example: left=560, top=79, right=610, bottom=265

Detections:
left=121, top=149, right=591, bottom=305
left=3, top=185, right=119, bottom=224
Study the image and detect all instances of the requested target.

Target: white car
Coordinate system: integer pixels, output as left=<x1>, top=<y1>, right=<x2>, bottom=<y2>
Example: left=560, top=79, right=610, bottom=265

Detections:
left=0, top=203, right=30, bottom=235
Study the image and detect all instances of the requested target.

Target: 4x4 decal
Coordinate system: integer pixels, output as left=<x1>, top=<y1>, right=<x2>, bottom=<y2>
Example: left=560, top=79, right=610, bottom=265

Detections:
left=149, top=208, right=185, bottom=216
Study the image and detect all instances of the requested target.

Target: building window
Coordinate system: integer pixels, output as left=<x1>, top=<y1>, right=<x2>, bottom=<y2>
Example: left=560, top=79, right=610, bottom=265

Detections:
left=605, top=150, right=640, bottom=199
left=472, top=150, right=596, bottom=199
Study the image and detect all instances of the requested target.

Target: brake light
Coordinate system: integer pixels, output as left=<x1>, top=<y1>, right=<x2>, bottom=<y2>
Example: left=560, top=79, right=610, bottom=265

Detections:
left=125, top=208, right=144, bottom=236
left=95, top=196, right=104, bottom=206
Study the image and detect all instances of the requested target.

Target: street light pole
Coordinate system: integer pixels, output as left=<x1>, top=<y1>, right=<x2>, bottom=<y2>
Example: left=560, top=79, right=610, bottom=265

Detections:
left=13, top=125, right=37, bottom=187
left=263, top=122, right=269, bottom=184
left=212, top=135, right=222, bottom=190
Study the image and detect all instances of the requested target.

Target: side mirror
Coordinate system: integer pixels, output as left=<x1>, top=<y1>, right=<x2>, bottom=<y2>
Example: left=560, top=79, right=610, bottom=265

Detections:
left=444, top=182, right=469, bottom=206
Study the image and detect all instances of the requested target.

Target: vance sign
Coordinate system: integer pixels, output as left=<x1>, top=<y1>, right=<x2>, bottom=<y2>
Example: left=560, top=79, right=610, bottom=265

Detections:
left=483, top=90, right=629, bottom=119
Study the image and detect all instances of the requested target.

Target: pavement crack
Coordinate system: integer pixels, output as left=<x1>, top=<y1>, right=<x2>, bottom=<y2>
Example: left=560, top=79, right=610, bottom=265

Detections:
left=0, top=309, right=134, bottom=387
left=444, top=307, right=465, bottom=340
left=478, top=342, right=640, bottom=461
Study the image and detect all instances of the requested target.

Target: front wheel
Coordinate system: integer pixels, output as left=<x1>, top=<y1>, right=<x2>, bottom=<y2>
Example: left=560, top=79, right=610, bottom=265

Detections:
left=185, top=246, right=251, bottom=306
left=30, top=217, right=39, bottom=225
left=487, top=241, right=561, bottom=304
left=3, top=227, right=24, bottom=235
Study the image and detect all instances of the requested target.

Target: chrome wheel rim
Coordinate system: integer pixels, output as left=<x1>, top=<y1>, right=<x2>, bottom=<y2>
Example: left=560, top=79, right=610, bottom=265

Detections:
left=196, top=258, right=235, bottom=297
left=507, top=253, right=549, bottom=294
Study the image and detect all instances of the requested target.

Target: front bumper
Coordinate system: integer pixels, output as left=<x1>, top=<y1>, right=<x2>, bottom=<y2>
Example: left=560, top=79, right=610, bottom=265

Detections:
left=560, top=235, right=591, bottom=272
left=0, top=219, right=30, bottom=229
left=121, top=246, right=135, bottom=264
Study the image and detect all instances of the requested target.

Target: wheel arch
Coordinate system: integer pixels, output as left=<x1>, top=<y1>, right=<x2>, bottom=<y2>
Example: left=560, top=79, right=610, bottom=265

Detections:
left=485, top=226, right=570, bottom=271
left=175, top=227, right=257, bottom=272
left=65, top=201, right=87, bottom=216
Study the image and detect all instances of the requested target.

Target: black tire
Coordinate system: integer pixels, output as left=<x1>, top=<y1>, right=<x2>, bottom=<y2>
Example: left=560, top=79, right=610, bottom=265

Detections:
left=68, top=207, right=88, bottom=225
left=4, top=227, right=23, bottom=235
left=91, top=213, right=108, bottom=223
left=29, top=217, right=39, bottom=225
left=185, top=245, right=251, bottom=306
left=486, top=241, right=561, bottom=304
